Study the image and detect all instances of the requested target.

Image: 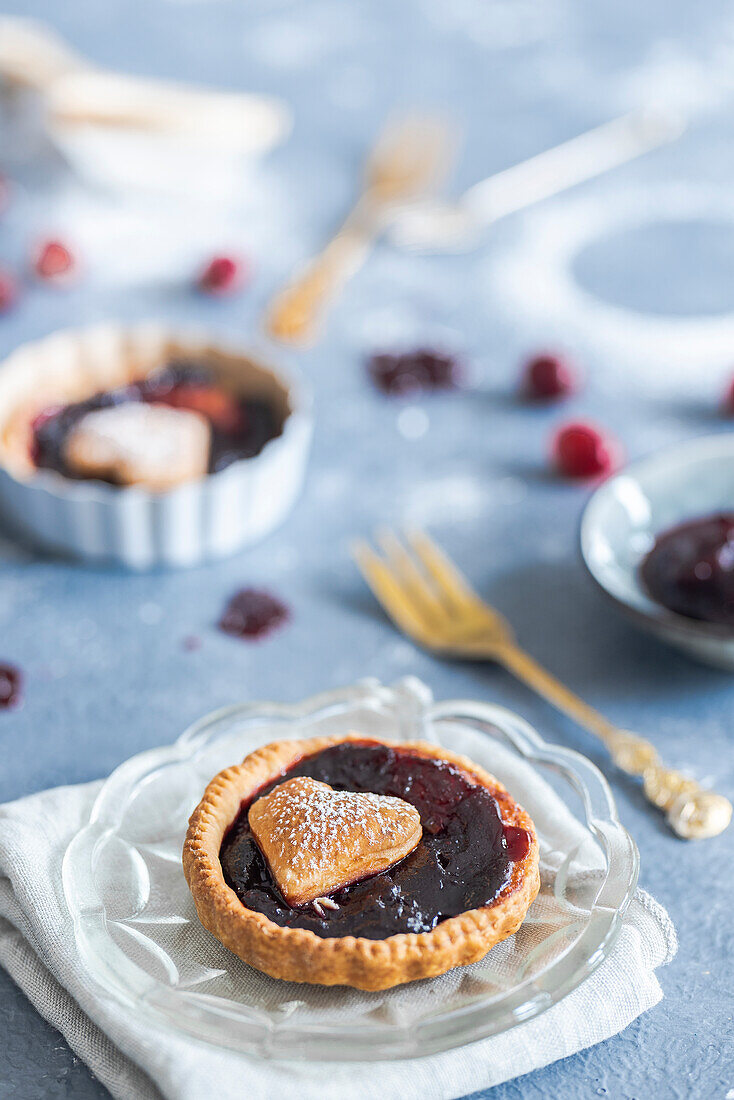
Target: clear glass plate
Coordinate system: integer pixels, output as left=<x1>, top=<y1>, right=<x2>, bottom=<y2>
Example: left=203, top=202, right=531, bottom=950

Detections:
left=62, top=677, right=638, bottom=1061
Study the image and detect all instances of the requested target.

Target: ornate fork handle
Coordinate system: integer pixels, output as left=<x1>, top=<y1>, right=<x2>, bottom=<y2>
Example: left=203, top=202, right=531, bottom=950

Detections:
left=353, top=528, right=732, bottom=840
left=266, top=114, right=453, bottom=345
left=464, top=638, right=732, bottom=840
left=266, top=211, right=375, bottom=344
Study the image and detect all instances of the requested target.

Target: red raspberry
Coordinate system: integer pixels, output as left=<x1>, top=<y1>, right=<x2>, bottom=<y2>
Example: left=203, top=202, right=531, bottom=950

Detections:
left=30, top=406, right=63, bottom=432
left=722, top=377, right=734, bottom=414
left=0, top=662, right=22, bottom=710
left=522, top=353, right=577, bottom=400
left=161, top=385, right=244, bottom=434
left=0, top=269, right=17, bottom=313
left=198, top=255, right=246, bottom=295
left=34, top=239, right=75, bottom=282
left=552, top=421, right=620, bottom=479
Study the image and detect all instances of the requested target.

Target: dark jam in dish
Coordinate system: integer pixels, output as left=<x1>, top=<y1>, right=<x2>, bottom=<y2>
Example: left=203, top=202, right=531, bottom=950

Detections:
left=218, top=588, right=290, bottom=641
left=0, top=663, right=22, bottom=710
left=640, top=513, right=734, bottom=627
left=220, top=741, right=529, bottom=939
left=31, top=361, right=281, bottom=481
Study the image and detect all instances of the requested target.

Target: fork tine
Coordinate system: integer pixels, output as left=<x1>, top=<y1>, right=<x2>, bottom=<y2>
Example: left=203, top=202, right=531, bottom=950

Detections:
left=404, top=528, right=481, bottom=611
left=376, top=528, right=446, bottom=622
left=367, top=114, right=454, bottom=200
left=351, top=540, right=432, bottom=644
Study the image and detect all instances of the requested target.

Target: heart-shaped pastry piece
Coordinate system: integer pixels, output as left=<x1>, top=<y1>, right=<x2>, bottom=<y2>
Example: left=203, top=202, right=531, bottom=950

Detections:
left=64, top=403, right=210, bottom=491
left=248, top=776, right=422, bottom=907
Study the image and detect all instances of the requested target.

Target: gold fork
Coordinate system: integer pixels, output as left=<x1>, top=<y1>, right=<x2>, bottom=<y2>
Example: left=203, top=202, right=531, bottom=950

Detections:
left=265, top=114, right=455, bottom=346
left=352, top=528, right=732, bottom=840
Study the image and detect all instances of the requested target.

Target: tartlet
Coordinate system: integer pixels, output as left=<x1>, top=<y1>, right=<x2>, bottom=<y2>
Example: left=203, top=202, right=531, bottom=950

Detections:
left=0, top=324, right=311, bottom=568
left=183, top=733, right=540, bottom=991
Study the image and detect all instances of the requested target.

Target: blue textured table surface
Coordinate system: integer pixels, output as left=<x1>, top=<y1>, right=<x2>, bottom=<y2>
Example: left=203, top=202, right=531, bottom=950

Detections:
left=1, top=1, right=733, bottom=1097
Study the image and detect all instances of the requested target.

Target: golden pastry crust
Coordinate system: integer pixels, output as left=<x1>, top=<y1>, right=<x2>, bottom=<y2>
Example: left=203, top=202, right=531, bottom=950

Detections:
left=183, top=734, right=540, bottom=992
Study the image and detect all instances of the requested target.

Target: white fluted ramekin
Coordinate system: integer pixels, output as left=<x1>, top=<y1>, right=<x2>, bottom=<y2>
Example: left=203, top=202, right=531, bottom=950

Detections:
left=0, top=323, right=312, bottom=569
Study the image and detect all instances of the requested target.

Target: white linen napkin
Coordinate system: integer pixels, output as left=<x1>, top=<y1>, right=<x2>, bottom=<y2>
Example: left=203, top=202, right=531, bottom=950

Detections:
left=0, top=761, right=676, bottom=1100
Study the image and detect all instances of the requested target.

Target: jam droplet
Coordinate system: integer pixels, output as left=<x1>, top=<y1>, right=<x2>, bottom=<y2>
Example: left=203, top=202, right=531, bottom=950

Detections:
left=218, top=588, right=290, bottom=640
left=368, top=349, right=462, bottom=396
left=503, top=825, right=530, bottom=862
left=0, top=663, right=22, bottom=710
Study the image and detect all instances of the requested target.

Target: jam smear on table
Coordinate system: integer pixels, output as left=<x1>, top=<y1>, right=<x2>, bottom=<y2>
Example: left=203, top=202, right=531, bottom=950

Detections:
left=32, top=361, right=281, bottom=481
left=0, top=663, right=22, bottom=710
left=640, top=513, right=734, bottom=627
left=368, top=349, right=461, bottom=396
left=218, top=588, right=290, bottom=640
left=220, top=741, right=530, bottom=939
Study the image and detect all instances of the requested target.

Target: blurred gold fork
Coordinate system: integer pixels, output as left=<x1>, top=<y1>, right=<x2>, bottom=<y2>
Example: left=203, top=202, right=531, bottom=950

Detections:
left=265, top=114, right=454, bottom=346
left=352, top=528, right=732, bottom=840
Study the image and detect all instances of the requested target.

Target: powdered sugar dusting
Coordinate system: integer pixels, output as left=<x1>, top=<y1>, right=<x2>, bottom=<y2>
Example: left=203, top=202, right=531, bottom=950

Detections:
left=249, top=777, right=420, bottom=896
left=67, top=403, right=209, bottom=474
left=267, top=780, right=413, bottom=864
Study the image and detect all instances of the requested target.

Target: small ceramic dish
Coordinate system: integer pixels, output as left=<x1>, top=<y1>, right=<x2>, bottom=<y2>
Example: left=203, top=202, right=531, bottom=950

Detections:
left=0, top=323, right=312, bottom=569
left=46, top=72, right=291, bottom=202
left=581, top=434, right=734, bottom=669
left=0, top=17, right=292, bottom=201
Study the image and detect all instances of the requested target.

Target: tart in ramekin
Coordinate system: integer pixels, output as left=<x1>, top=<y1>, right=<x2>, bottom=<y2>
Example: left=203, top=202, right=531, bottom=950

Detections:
left=183, top=733, right=539, bottom=991
left=0, top=323, right=311, bottom=568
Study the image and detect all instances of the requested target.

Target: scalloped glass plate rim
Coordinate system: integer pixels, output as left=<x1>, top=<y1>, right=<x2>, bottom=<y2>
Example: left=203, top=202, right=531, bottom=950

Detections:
left=62, top=678, right=639, bottom=1061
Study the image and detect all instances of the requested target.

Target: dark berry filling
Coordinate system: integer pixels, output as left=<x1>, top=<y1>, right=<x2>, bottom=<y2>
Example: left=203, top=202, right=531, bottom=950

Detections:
left=31, top=361, right=281, bottom=481
left=218, top=588, right=290, bottom=640
left=641, top=513, right=734, bottom=627
left=0, top=663, right=22, bottom=710
left=220, top=741, right=529, bottom=939
left=368, top=349, right=461, bottom=396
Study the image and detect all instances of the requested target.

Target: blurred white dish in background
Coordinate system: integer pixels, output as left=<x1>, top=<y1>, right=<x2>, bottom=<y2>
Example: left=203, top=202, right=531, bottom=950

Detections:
left=46, top=70, right=291, bottom=199
left=0, top=17, right=292, bottom=199
left=482, top=181, right=734, bottom=384
left=48, top=119, right=284, bottom=202
left=0, top=17, right=81, bottom=88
